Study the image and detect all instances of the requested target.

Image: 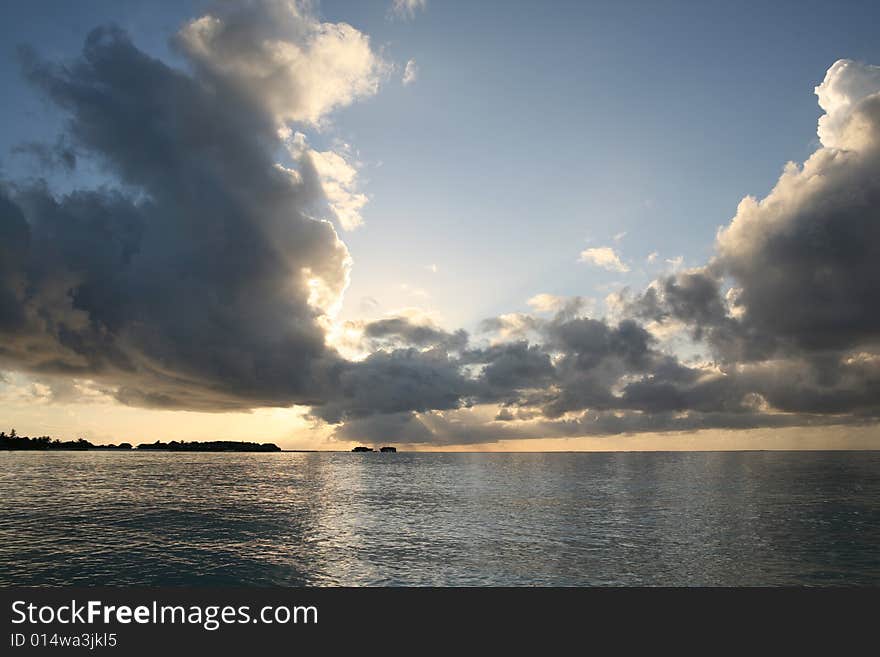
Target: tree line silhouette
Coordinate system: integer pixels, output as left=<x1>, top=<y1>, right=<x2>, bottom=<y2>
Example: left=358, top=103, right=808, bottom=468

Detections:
left=0, top=430, right=280, bottom=452
left=0, top=429, right=131, bottom=450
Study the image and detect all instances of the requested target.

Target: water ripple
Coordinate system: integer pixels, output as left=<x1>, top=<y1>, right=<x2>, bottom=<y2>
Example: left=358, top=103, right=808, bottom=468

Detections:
left=1, top=451, right=879, bottom=585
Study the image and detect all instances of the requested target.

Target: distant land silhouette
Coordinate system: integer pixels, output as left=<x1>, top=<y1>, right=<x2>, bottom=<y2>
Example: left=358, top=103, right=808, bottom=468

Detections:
left=0, top=430, right=280, bottom=452
left=352, top=446, right=397, bottom=452
left=138, top=440, right=280, bottom=452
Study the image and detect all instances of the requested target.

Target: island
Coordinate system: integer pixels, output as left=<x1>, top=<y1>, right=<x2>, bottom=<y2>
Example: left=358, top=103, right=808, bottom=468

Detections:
left=351, top=446, right=374, bottom=452
left=136, top=440, right=281, bottom=452
left=0, top=430, right=280, bottom=452
left=380, top=446, right=397, bottom=453
left=0, top=431, right=131, bottom=450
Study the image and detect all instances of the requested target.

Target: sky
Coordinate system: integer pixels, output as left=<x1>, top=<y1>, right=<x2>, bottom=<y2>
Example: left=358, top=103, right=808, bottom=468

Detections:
left=1, top=0, right=880, bottom=450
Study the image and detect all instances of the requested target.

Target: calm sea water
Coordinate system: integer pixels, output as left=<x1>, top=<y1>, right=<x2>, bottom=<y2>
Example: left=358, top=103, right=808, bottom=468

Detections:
left=1, top=451, right=879, bottom=586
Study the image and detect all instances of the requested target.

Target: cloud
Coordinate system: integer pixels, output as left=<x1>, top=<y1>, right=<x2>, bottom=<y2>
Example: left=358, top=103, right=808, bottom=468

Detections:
left=330, top=59, right=880, bottom=443
left=333, top=405, right=863, bottom=447
left=360, top=296, right=380, bottom=311
left=527, top=294, right=592, bottom=317
left=527, top=294, right=566, bottom=313
left=478, top=313, right=542, bottom=342
left=177, top=0, right=386, bottom=127
left=0, top=3, right=389, bottom=411
left=815, top=59, right=880, bottom=150
left=312, top=346, right=473, bottom=424
left=362, top=316, right=468, bottom=351
left=665, top=255, right=684, bottom=271
left=402, top=58, right=418, bottom=86
left=12, top=137, right=76, bottom=171
left=398, top=282, right=429, bottom=298
left=389, top=0, right=427, bottom=21
left=285, top=132, right=367, bottom=230
left=3, top=16, right=880, bottom=449
left=713, top=59, right=880, bottom=357
left=578, top=246, right=630, bottom=272
left=602, top=58, right=880, bottom=421
left=463, top=342, right=557, bottom=397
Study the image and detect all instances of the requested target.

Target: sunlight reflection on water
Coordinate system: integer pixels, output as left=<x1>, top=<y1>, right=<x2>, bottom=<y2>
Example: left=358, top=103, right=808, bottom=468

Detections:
left=1, top=451, right=879, bottom=585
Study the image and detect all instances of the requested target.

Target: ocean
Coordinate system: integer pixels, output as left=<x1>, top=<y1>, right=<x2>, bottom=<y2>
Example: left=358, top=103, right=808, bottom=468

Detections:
left=1, top=450, right=878, bottom=586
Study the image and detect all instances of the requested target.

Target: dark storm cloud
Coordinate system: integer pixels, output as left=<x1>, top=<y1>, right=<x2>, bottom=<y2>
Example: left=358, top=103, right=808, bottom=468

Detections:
left=463, top=342, right=555, bottom=394
left=583, top=60, right=880, bottom=435
left=326, top=253, right=880, bottom=438
left=717, top=120, right=880, bottom=356
left=321, top=312, right=700, bottom=425
left=547, top=318, right=654, bottom=371
left=331, top=411, right=437, bottom=445
left=362, top=317, right=468, bottom=351
left=477, top=313, right=542, bottom=338
left=628, top=268, right=727, bottom=331
left=311, top=347, right=475, bottom=423
left=11, top=137, right=77, bottom=171
left=0, top=190, right=31, bottom=334
left=1, top=22, right=352, bottom=410
left=632, top=62, right=880, bottom=365
left=333, top=405, right=866, bottom=446
left=616, top=358, right=880, bottom=417
left=319, top=58, right=880, bottom=444
left=3, top=12, right=880, bottom=449
left=624, top=268, right=777, bottom=364
left=317, top=312, right=688, bottom=426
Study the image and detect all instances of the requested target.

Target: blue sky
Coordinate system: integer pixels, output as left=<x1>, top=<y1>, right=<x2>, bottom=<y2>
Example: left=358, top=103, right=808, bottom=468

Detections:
left=3, top=0, right=879, bottom=332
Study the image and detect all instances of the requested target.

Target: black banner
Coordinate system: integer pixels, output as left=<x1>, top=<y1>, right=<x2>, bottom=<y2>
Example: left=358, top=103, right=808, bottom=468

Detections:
left=1, top=587, right=876, bottom=654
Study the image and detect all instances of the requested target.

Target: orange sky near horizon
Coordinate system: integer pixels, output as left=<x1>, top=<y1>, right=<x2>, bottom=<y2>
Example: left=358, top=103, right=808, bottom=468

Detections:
left=3, top=394, right=879, bottom=452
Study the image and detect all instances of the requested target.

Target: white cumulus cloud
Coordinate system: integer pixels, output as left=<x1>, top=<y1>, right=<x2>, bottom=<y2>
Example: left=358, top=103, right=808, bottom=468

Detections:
left=714, top=59, right=880, bottom=355
left=527, top=294, right=566, bottom=313
left=285, top=132, right=368, bottom=231
left=815, top=59, right=880, bottom=149
left=389, top=0, right=427, bottom=21
left=578, top=246, right=630, bottom=272
left=403, top=58, right=419, bottom=86
left=177, top=0, right=387, bottom=127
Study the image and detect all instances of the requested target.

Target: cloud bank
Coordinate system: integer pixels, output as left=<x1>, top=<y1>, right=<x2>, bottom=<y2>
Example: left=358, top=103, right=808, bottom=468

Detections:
left=0, top=1, right=381, bottom=410
left=1, top=1, right=878, bottom=446
left=325, top=59, right=880, bottom=444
